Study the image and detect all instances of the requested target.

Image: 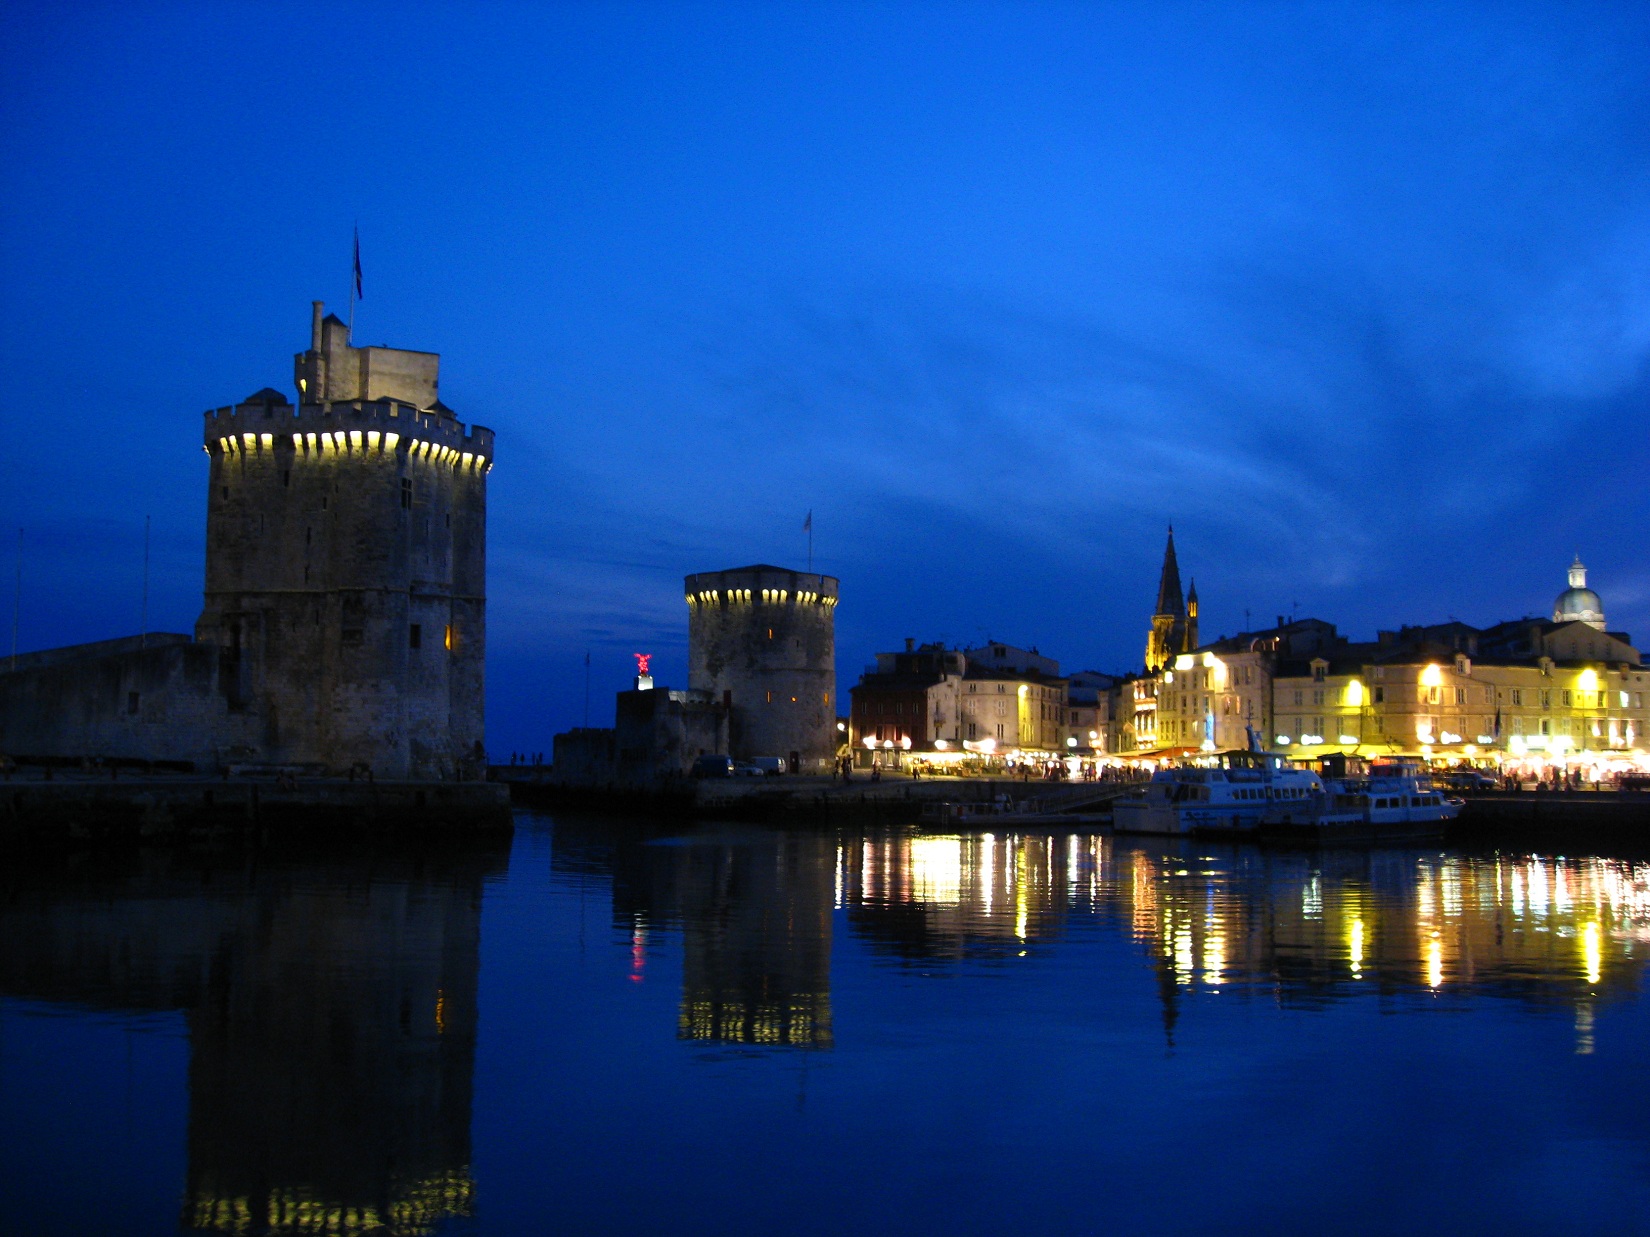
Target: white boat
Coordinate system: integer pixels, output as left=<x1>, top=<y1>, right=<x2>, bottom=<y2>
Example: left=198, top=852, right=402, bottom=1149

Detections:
left=1260, top=757, right=1461, bottom=843
left=1111, top=751, right=1323, bottom=836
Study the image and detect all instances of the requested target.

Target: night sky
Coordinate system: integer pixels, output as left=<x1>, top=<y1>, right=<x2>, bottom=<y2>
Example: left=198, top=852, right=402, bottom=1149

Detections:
left=2, top=3, right=1646, bottom=755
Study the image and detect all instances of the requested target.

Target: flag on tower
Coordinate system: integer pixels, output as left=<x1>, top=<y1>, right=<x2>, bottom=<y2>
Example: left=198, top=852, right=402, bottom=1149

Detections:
left=802, top=510, right=812, bottom=532
left=353, top=226, right=363, bottom=299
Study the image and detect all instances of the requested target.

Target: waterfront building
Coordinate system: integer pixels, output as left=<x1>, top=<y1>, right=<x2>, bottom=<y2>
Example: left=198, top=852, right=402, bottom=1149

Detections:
left=1064, top=670, right=1119, bottom=755
left=1263, top=563, right=1647, bottom=773
left=847, top=640, right=1068, bottom=768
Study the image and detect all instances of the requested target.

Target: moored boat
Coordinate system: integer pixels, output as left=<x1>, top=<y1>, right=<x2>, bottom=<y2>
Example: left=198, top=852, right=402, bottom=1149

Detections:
left=1111, top=750, right=1323, bottom=836
left=1259, top=757, right=1461, bottom=843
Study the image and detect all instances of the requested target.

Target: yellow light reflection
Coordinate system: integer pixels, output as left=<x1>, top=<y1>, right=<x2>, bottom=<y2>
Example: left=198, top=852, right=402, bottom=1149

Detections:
left=1582, top=922, right=1601, bottom=985
left=910, top=837, right=963, bottom=905
left=1203, top=932, right=1225, bottom=986
left=1427, top=934, right=1444, bottom=989
left=1015, top=858, right=1029, bottom=941
left=1349, top=918, right=1365, bottom=977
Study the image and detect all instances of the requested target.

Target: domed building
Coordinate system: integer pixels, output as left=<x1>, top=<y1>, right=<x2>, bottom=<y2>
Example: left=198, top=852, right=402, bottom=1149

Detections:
left=1553, top=556, right=1607, bottom=630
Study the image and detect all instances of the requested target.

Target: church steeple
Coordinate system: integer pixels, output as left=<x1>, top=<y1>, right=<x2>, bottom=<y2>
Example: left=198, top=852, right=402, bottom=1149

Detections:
left=1155, top=526, right=1185, bottom=619
left=1145, top=526, right=1189, bottom=671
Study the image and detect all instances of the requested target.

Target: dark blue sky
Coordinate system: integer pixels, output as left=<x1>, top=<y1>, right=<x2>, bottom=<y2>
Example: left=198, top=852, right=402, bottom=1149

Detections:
left=3, top=2, right=1646, bottom=753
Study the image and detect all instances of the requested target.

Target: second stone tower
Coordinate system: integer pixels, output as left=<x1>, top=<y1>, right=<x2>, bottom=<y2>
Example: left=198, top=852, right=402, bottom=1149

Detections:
left=685, top=565, right=838, bottom=773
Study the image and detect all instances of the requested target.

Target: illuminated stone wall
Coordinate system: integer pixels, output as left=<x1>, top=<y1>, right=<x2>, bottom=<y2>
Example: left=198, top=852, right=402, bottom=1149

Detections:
left=685, top=565, right=838, bottom=771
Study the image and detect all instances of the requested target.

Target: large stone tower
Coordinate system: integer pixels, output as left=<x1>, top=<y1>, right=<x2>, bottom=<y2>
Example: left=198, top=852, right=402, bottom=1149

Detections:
left=685, top=565, right=838, bottom=773
left=195, top=303, right=493, bottom=777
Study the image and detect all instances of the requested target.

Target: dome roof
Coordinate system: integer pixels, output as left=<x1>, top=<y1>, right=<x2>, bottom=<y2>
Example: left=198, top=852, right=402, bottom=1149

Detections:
left=1553, top=556, right=1605, bottom=628
left=1554, top=587, right=1602, bottom=619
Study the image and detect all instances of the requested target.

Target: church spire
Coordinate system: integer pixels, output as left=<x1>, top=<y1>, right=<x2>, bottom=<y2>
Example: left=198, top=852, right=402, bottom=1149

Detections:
left=1145, top=525, right=1189, bottom=671
left=1155, top=526, right=1186, bottom=619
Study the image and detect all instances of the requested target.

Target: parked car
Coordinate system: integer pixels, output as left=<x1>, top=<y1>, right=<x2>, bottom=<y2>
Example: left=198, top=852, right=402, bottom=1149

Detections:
left=747, top=756, right=786, bottom=776
left=733, top=762, right=765, bottom=777
left=1440, top=770, right=1496, bottom=792
left=690, top=754, right=735, bottom=779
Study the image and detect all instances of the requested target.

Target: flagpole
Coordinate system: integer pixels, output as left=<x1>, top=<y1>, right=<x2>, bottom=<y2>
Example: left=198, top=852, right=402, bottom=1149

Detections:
left=348, top=224, right=357, bottom=338
left=9, top=527, right=19, bottom=672
left=140, top=515, right=150, bottom=649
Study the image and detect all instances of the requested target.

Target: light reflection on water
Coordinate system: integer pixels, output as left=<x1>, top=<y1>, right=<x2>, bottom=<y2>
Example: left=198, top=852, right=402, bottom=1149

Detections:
left=3, top=820, right=1649, bottom=1235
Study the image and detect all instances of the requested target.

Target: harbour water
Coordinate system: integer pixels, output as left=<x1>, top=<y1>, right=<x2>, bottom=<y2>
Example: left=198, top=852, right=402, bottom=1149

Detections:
left=3, top=814, right=1648, bottom=1235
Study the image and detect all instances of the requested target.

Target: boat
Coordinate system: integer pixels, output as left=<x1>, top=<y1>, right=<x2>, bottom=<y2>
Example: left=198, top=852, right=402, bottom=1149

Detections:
left=1259, top=757, right=1461, bottom=843
left=1111, top=750, right=1323, bottom=836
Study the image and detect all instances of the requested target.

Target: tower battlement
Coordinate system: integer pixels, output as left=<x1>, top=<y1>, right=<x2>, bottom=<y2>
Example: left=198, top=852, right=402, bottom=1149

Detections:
left=205, top=401, right=494, bottom=471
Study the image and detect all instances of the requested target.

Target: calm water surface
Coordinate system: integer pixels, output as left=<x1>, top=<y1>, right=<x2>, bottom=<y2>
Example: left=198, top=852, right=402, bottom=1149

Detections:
left=3, top=814, right=1649, bottom=1235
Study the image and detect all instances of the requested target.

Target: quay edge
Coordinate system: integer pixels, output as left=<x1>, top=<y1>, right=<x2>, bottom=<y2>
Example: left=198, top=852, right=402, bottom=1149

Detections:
left=1, top=778, right=512, bottom=847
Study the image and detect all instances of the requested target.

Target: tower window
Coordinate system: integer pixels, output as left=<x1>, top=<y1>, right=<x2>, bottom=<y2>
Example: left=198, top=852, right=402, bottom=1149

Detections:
left=444, top=624, right=454, bottom=651
left=409, top=624, right=422, bottom=649
left=282, top=470, right=290, bottom=489
left=126, top=691, right=139, bottom=715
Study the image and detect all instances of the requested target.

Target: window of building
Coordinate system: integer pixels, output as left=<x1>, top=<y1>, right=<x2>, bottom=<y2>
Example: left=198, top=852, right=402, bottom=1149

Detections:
left=1455, top=688, right=1466, bottom=705
left=1374, top=686, right=1385, bottom=704
left=126, top=691, right=139, bottom=715
left=1293, top=690, right=1303, bottom=706
left=766, top=690, right=773, bottom=703
left=444, top=624, right=454, bottom=651
left=1511, top=689, right=1522, bottom=706
left=1312, top=689, right=1325, bottom=706
left=1541, top=690, right=1550, bottom=708
left=409, top=624, right=422, bottom=649
left=996, top=724, right=1004, bottom=739
left=967, top=723, right=977, bottom=739
left=1313, top=666, right=1325, bottom=682
left=1562, top=689, right=1573, bottom=707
